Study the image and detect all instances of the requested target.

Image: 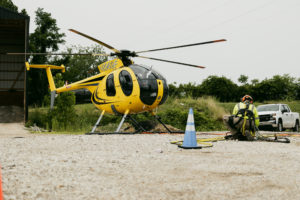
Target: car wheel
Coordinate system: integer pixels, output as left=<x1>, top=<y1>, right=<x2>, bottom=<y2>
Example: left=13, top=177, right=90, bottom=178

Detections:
left=294, top=121, right=299, bottom=132
left=277, top=121, right=283, bottom=132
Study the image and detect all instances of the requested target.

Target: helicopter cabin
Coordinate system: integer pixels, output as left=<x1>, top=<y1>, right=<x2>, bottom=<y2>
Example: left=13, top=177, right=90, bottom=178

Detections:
left=0, top=6, right=29, bottom=122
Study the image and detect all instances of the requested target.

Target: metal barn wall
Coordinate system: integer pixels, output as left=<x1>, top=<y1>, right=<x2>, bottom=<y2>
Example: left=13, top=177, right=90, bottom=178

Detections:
left=0, top=6, right=29, bottom=122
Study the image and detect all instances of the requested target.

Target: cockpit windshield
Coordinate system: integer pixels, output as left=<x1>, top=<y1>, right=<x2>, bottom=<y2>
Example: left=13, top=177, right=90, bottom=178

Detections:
left=130, top=64, right=158, bottom=105
left=129, top=64, right=168, bottom=106
left=130, top=64, right=156, bottom=80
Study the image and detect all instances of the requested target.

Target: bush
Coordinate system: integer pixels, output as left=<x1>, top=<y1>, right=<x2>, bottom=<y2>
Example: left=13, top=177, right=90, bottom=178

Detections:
left=47, top=91, right=77, bottom=131
left=26, top=107, right=48, bottom=128
left=158, top=96, right=229, bottom=131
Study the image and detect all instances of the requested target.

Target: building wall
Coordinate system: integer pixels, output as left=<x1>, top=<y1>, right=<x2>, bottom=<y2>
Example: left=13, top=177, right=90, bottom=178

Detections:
left=0, top=7, right=29, bottom=122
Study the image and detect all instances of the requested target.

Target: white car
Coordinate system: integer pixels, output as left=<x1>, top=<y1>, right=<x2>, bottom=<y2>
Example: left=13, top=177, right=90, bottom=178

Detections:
left=257, top=104, right=299, bottom=132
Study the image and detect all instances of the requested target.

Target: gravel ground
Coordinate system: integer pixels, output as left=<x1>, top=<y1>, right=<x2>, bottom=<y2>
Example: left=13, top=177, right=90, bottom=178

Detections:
left=0, top=124, right=300, bottom=200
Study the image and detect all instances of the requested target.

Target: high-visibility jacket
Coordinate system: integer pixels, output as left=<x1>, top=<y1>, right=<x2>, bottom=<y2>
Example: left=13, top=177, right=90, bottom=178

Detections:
left=232, top=102, right=260, bottom=127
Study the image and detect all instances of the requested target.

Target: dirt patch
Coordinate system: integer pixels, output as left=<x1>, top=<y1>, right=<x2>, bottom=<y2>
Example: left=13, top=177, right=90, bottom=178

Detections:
left=0, top=123, right=31, bottom=138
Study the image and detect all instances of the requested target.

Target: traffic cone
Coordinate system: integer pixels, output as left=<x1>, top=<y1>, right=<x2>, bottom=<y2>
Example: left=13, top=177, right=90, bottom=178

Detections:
left=179, top=108, right=202, bottom=149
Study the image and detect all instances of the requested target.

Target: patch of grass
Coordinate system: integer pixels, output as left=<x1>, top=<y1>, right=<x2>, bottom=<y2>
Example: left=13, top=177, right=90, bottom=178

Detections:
left=157, top=96, right=229, bottom=131
left=29, top=98, right=299, bottom=133
left=26, top=107, right=48, bottom=128
left=217, top=102, right=236, bottom=114
left=27, top=104, right=120, bottom=133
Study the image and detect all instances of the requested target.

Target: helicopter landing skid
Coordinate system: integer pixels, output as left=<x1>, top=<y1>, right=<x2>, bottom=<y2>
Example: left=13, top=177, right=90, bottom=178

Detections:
left=151, top=115, right=184, bottom=134
left=85, top=112, right=184, bottom=135
left=128, top=114, right=184, bottom=134
left=85, top=113, right=147, bottom=135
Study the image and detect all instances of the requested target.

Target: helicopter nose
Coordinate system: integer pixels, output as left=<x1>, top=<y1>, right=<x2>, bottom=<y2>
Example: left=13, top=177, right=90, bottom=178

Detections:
left=159, top=79, right=168, bottom=105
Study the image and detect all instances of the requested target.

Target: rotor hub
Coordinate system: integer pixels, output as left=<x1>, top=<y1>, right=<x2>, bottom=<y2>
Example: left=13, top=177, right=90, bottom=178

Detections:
left=111, top=50, right=137, bottom=58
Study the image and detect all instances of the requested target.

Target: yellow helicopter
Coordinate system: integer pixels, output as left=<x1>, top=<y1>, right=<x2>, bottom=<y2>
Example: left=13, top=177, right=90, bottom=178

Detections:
left=20, top=29, right=226, bottom=133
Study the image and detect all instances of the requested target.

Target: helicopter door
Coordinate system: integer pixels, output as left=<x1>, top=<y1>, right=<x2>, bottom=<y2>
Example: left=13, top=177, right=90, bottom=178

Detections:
left=119, top=70, right=133, bottom=96
left=106, top=74, right=116, bottom=96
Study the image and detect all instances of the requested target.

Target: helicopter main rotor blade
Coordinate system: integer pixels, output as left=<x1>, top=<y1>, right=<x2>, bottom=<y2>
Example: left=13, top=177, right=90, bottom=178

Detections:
left=137, top=55, right=205, bottom=69
left=6, top=52, right=110, bottom=56
left=136, top=39, right=226, bottom=54
left=69, top=29, right=120, bottom=53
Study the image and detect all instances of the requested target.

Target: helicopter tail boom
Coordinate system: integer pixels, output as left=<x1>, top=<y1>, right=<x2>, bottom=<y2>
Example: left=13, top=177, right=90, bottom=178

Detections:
left=25, top=62, right=65, bottom=92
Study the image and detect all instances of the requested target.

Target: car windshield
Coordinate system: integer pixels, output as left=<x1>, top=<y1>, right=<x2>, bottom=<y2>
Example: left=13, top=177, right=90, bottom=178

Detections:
left=257, top=105, right=279, bottom=112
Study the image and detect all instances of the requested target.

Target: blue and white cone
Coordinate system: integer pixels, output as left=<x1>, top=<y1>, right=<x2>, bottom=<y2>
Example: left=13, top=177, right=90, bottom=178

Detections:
left=179, top=108, right=201, bottom=149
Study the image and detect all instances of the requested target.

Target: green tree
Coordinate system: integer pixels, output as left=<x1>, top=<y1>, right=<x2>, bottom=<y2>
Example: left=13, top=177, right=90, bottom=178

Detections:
left=168, top=82, right=202, bottom=98
left=28, top=8, right=65, bottom=105
left=252, top=74, right=297, bottom=101
left=296, top=78, right=300, bottom=100
left=201, top=75, right=238, bottom=102
left=237, top=75, right=251, bottom=98
left=29, top=8, right=65, bottom=62
left=251, top=79, right=259, bottom=85
left=179, top=83, right=202, bottom=98
left=0, top=0, right=27, bottom=15
left=168, top=83, right=179, bottom=97
left=238, top=74, right=248, bottom=85
left=0, top=0, right=18, bottom=12
left=47, top=73, right=76, bottom=131
left=52, top=45, right=107, bottom=83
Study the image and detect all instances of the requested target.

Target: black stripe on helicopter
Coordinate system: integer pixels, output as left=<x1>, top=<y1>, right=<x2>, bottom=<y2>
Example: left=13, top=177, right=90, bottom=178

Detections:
left=82, top=76, right=105, bottom=84
left=92, top=92, right=115, bottom=105
left=79, top=83, right=99, bottom=87
left=92, top=88, right=118, bottom=105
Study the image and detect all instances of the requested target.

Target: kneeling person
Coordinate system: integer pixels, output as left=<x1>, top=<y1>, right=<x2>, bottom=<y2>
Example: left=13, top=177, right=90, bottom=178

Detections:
left=223, top=95, right=259, bottom=140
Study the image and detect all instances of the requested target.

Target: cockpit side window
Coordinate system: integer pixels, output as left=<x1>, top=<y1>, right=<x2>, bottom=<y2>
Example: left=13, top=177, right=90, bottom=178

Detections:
left=106, top=74, right=116, bottom=96
left=119, top=70, right=133, bottom=96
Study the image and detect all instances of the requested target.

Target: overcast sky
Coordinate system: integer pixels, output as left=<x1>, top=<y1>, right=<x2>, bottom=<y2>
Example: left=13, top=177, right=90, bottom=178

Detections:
left=13, top=0, right=300, bottom=84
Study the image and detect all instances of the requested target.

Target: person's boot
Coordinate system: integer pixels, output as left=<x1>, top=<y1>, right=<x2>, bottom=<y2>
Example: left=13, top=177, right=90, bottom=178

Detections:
left=244, top=130, right=255, bottom=141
